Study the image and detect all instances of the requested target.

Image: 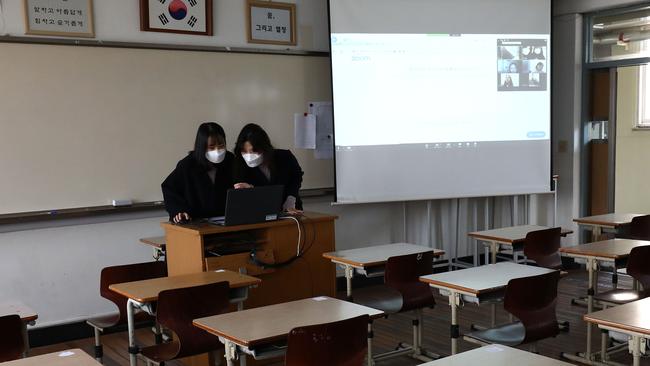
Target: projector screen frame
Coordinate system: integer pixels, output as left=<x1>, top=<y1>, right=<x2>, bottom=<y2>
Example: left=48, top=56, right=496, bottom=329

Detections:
left=326, top=0, right=554, bottom=204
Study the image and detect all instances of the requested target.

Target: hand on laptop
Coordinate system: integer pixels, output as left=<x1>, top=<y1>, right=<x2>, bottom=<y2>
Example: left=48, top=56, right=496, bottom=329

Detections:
left=234, top=183, right=254, bottom=189
left=285, top=208, right=303, bottom=215
left=173, top=212, right=191, bottom=224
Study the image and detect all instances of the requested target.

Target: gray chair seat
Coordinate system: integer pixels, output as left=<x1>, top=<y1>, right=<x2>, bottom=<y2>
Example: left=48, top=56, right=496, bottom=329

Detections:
left=86, top=313, right=120, bottom=331
left=594, top=289, right=643, bottom=305
left=352, top=285, right=403, bottom=314
left=464, top=321, right=525, bottom=347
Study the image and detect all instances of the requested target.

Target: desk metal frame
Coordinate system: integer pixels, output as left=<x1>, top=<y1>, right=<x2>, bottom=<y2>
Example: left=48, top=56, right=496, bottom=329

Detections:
left=125, top=287, right=251, bottom=366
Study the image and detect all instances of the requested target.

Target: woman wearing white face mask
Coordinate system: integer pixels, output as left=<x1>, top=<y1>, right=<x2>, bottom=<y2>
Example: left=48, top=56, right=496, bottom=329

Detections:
left=233, top=123, right=304, bottom=213
left=162, top=122, right=234, bottom=223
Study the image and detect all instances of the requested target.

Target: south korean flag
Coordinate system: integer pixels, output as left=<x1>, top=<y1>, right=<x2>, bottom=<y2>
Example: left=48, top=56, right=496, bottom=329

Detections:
left=147, top=0, right=207, bottom=33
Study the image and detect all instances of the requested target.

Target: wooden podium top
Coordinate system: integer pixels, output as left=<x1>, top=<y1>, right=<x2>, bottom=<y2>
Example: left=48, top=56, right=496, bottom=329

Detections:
left=161, top=211, right=337, bottom=235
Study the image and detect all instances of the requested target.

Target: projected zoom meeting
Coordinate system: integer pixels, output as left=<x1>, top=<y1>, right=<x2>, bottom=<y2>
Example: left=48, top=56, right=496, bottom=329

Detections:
left=497, top=39, right=547, bottom=91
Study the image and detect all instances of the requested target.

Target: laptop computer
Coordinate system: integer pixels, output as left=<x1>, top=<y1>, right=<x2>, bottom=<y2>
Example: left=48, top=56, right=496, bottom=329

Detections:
left=208, top=185, right=284, bottom=226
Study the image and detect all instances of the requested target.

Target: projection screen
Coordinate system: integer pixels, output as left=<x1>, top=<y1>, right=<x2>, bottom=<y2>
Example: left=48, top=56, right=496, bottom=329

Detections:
left=329, top=0, right=552, bottom=203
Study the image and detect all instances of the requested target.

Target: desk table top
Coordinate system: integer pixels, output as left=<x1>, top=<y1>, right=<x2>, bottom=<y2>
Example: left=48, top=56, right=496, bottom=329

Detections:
left=109, top=270, right=260, bottom=303
left=417, top=345, right=574, bottom=366
left=559, top=238, right=650, bottom=260
left=420, top=262, right=555, bottom=296
left=323, top=243, right=444, bottom=268
left=0, top=349, right=99, bottom=366
left=139, top=236, right=165, bottom=249
left=193, top=296, right=383, bottom=348
left=161, top=212, right=337, bottom=235
left=0, top=302, right=37, bottom=322
left=468, top=225, right=572, bottom=244
left=573, top=213, right=644, bottom=228
left=585, top=297, right=650, bottom=336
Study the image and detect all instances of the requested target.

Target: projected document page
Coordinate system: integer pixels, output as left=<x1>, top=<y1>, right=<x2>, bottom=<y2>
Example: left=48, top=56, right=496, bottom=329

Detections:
left=331, top=34, right=550, bottom=147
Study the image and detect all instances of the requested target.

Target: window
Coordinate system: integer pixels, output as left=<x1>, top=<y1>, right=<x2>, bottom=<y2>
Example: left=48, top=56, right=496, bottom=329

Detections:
left=638, top=65, right=650, bottom=128
left=589, top=6, right=650, bottom=63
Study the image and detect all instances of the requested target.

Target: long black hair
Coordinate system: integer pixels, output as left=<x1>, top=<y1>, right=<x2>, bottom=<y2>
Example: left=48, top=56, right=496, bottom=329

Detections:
left=192, top=122, right=226, bottom=168
left=234, top=123, right=274, bottom=158
left=234, top=123, right=275, bottom=173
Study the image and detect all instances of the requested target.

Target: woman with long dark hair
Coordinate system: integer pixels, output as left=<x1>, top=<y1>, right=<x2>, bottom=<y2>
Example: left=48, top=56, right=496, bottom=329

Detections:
left=162, top=122, right=234, bottom=223
left=233, top=123, right=304, bottom=212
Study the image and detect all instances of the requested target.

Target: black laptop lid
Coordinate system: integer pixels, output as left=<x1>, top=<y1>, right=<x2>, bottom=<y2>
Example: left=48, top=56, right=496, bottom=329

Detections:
left=223, top=185, right=284, bottom=226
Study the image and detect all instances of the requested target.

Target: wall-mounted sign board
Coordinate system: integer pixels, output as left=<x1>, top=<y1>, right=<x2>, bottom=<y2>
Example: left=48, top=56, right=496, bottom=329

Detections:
left=247, top=1, right=296, bottom=46
left=24, top=0, right=94, bottom=38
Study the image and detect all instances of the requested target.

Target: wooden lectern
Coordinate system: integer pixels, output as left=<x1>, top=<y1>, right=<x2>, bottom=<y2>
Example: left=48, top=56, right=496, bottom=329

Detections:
left=161, top=212, right=337, bottom=365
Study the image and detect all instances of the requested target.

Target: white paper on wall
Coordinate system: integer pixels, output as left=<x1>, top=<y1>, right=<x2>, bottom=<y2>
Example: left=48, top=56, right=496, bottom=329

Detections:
left=309, top=101, right=334, bottom=160
left=294, top=113, right=316, bottom=149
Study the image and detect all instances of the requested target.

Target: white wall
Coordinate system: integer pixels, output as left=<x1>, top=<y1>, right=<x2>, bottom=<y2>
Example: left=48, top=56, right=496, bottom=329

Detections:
left=0, top=42, right=334, bottom=214
left=0, top=0, right=330, bottom=51
left=0, top=215, right=162, bottom=327
left=615, top=66, right=650, bottom=213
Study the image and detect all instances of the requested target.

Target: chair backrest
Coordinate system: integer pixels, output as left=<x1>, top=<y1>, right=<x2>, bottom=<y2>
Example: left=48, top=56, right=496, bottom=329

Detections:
left=384, top=251, right=435, bottom=311
left=385, top=251, right=434, bottom=287
left=156, top=281, right=230, bottom=359
left=99, top=261, right=168, bottom=324
left=504, top=270, right=560, bottom=344
left=626, top=245, right=650, bottom=297
left=285, top=314, right=369, bottom=366
left=523, top=227, right=562, bottom=270
left=629, top=215, right=650, bottom=240
left=0, top=315, right=25, bottom=362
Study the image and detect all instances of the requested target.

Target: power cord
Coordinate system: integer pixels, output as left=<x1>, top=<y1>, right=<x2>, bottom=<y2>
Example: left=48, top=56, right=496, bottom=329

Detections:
left=249, top=212, right=319, bottom=269
left=280, top=215, right=302, bottom=256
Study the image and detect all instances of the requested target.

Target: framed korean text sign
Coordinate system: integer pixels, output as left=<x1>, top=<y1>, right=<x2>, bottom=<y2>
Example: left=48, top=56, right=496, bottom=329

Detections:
left=247, top=1, right=296, bottom=46
left=140, top=0, right=213, bottom=36
left=24, top=0, right=94, bottom=38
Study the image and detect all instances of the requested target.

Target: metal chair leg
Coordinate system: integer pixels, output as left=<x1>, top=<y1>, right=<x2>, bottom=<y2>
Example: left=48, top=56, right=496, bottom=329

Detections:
left=93, top=328, right=103, bottom=363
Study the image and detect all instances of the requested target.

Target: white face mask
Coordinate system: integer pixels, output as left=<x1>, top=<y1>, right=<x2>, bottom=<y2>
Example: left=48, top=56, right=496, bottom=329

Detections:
left=242, top=153, right=263, bottom=168
left=205, top=149, right=226, bottom=164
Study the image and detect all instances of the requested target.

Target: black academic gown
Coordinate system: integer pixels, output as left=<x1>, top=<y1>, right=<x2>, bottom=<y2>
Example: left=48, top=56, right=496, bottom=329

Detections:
left=234, top=149, right=304, bottom=210
left=161, top=152, right=234, bottom=220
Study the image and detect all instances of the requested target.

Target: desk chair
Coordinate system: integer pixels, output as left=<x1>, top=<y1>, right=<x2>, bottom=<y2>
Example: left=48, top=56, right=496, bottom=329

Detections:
left=0, top=314, right=25, bottom=362
left=140, top=282, right=230, bottom=365
left=594, top=245, right=650, bottom=361
left=86, top=261, right=168, bottom=363
left=522, top=227, right=571, bottom=332
left=464, top=271, right=560, bottom=352
left=628, top=215, right=650, bottom=240
left=523, top=227, right=562, bottom=270
left=285, top=314, right=369, bottom=366
left=354, top=252, right=437, bottom=362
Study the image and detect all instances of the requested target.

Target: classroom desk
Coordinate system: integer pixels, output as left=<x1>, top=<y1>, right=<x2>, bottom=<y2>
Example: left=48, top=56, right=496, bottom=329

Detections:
left=584, top=297, right=650, bottom=366
left=109, top=270, right=261, bottom=366
left=416, top=344, right=574, bottom=366
left=162, top=212, right=337, bottom=308
left=0, top=302, right=38, bottom=357
left=559, top=238, right=650, bottom=364
left=574, top=213, right=644, bottom=239
left=419, top=262, right=555, bottom=355
left=322, top=243, right=445, bottom=299
left=193, top=296, right=384, bottom=366
left=468, top=225, right=573, bottom=264
left=138, top=236, right=165, bottom=261
left=0, top=349, right=100, bottom=366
